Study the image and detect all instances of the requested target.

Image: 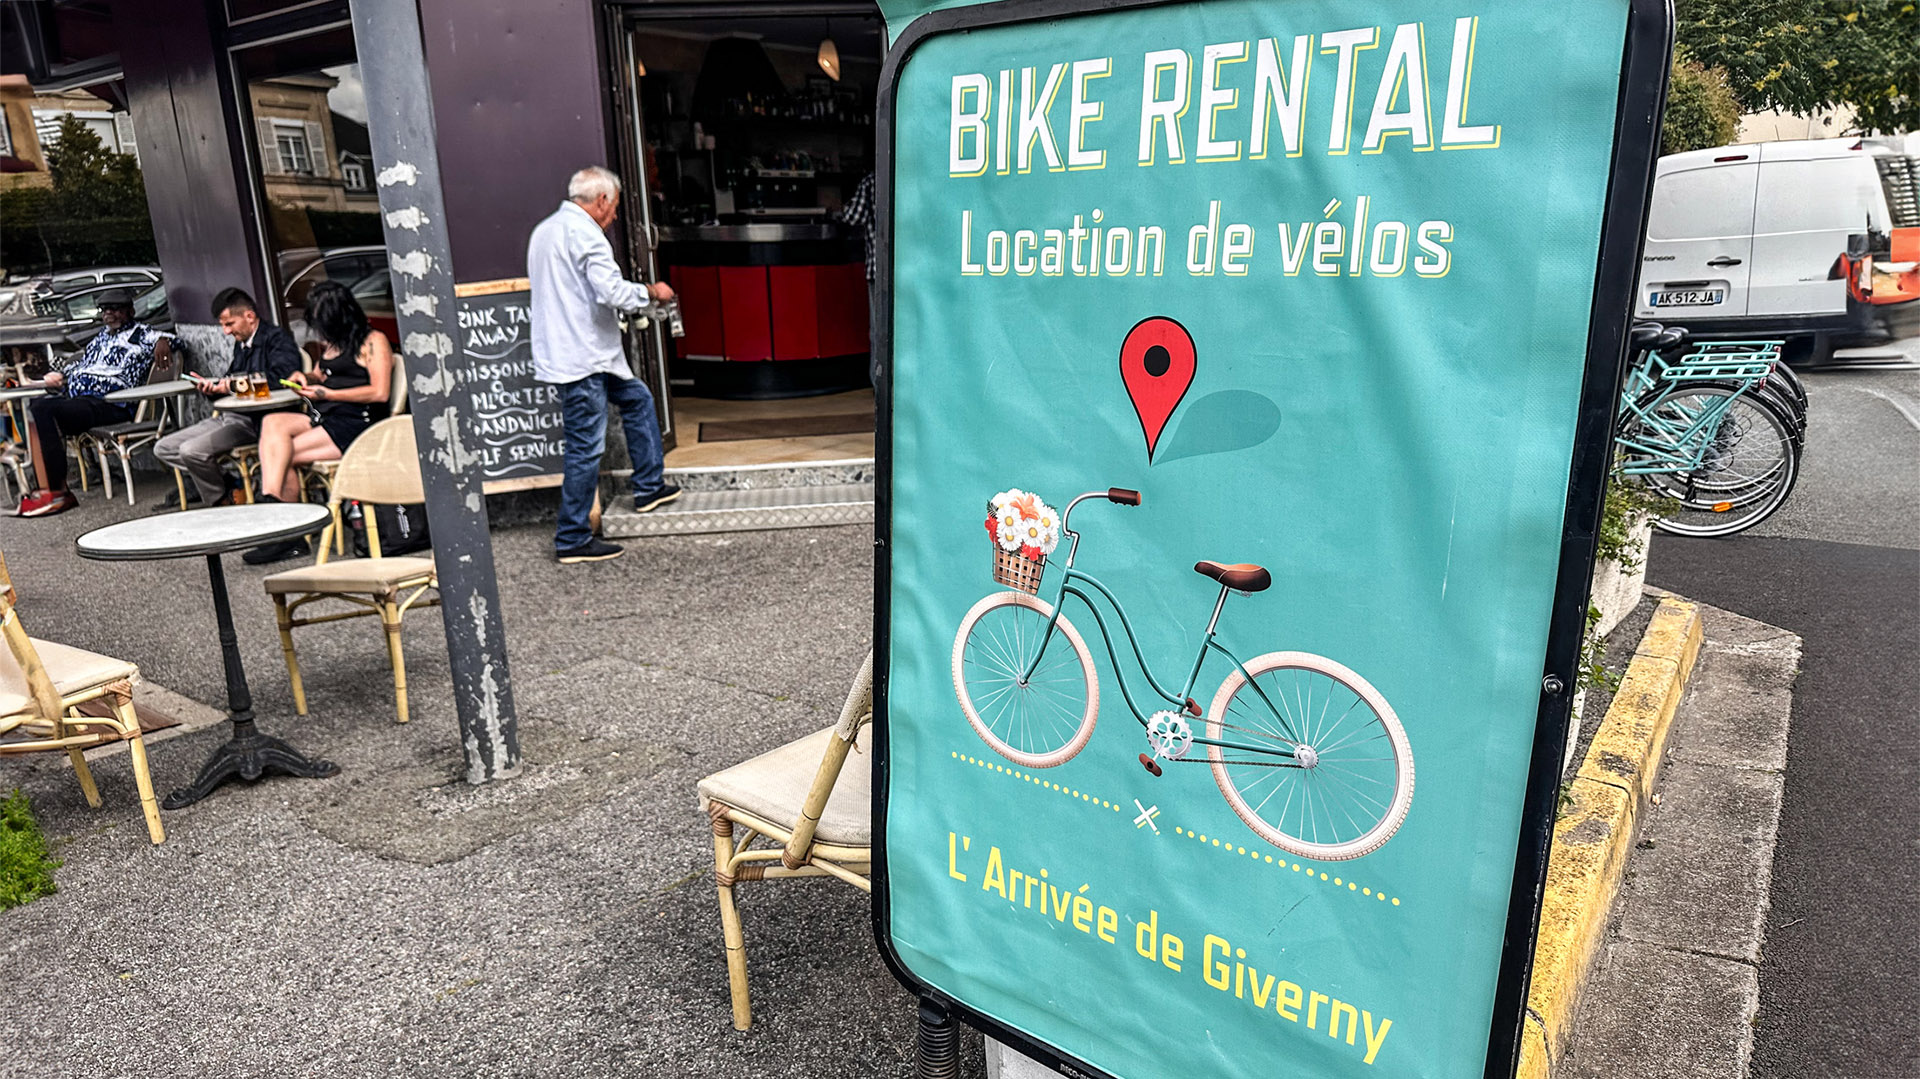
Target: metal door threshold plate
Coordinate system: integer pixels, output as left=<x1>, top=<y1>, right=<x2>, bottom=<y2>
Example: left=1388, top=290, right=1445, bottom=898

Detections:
left=601, top=482, right=874, bottom=536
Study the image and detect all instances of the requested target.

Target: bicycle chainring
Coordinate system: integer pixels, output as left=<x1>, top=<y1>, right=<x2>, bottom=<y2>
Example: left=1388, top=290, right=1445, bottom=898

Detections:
left=1146, top=711, right=1193, bottom=761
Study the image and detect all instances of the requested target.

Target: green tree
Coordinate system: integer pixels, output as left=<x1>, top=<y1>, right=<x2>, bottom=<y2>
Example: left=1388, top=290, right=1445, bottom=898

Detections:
left=43, top=114, right=149, bottom=221
left=0, top=114, right=156, bottom=274
left=1675, top=0, right=1919, bottom=135
left=1664, top=47, right=1743, bottom=154
left=1826, top=2, right=1920, bottom=135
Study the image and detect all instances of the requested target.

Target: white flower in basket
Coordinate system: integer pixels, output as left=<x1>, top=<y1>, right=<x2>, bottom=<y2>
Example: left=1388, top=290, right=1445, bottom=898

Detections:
left=985, top=488, right=1062, bottom=593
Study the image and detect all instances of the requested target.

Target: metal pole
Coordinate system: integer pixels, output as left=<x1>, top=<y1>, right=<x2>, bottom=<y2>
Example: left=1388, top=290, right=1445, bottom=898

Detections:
left=347, top=0, right=519, bottom=783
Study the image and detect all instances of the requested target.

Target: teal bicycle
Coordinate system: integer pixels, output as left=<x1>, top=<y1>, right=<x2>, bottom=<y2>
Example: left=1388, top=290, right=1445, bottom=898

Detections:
left=1616, top=324, right=1803, bottom=538
left=951, top=488, right=1415, bottom=861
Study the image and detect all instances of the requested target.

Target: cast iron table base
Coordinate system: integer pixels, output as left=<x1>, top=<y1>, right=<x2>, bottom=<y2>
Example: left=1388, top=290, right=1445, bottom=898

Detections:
left=161, top=552, right=338, bottom=809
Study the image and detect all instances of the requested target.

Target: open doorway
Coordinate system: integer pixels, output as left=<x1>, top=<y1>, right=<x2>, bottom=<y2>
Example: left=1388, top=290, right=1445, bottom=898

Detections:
left=612, top=6, right=884, bottom=471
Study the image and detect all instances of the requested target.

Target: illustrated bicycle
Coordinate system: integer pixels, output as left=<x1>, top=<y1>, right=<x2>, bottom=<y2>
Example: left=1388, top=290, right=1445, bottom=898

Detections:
left=951, top=488, right=1415, bottom=861
left=1615, top=323, right=1804, bottom=538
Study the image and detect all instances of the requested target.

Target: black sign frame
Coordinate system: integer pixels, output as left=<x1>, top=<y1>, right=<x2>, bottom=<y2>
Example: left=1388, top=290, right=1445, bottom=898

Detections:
left=866, top=1, right=1674, bottom=1075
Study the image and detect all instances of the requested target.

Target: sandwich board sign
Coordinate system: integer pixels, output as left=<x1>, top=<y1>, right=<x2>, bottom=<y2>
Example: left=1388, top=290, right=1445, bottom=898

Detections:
left=870, top=1, right=1670, bottom=1076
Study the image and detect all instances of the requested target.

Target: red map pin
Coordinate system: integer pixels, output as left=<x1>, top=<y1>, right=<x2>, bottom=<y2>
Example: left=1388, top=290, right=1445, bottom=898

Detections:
left=1119, top=316, right=1196, bottom=461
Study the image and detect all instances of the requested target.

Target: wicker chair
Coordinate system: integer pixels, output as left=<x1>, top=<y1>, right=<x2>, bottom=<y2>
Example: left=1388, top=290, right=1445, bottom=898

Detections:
left=0, top=551, right=165, bottom=844
left=80, top=350, right=184, bottom=506
left=261, top=416, right=438, bottom=723
left=698, top=653, right=873, bottom=1030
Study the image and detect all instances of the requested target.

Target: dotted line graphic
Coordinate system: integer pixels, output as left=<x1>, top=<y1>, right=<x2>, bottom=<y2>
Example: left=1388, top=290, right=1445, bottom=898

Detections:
left=1171, top=825, right=1402, bottom=907
left=953, top=752, right=1125, bottom=814
left=950, top=750, right=1403, bottom=908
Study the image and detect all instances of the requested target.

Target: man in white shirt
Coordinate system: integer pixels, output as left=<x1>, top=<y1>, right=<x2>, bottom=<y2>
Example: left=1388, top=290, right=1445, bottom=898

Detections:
left=528, top=165, right=679, bottom=564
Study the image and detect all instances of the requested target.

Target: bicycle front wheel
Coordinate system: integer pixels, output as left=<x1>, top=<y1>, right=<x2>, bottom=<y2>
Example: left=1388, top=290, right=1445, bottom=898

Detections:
left=1205, top=652, right=1413, bottom=861
left=1628, top=387, right=1801, bottom=537
left=952, top=591, right=1099, bottom=768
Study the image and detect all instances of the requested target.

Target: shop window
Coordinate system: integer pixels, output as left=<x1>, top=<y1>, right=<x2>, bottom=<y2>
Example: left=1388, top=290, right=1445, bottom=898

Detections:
left=234, top=26, right=391, bottom=340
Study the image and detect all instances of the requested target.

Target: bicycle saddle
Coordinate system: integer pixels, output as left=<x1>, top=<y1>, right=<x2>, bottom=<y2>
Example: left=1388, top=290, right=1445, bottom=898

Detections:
left=1629, top=322, right=1664, bottom=349
left=1194, top=561, right=1271, bottom=592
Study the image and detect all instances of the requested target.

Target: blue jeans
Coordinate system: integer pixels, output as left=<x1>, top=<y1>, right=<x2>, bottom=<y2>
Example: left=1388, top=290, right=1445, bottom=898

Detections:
left=555, top=372, right=665, bottom=551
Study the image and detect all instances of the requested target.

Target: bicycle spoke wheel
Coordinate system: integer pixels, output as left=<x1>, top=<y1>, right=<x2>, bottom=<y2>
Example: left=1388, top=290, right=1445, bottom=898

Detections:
left=1205, top=652, right=1413, bottom=861
left=1630, top=387, right=1800, bottom=537
left=952, top=591, right=1099, bottom=768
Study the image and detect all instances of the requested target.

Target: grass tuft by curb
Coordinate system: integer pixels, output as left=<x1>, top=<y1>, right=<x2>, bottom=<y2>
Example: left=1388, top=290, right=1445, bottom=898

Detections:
left=1, top=789, right=62, bottom=911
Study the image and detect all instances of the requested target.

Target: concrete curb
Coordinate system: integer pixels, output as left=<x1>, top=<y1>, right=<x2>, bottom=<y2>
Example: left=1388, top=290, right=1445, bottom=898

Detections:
left=1517, top=595, right=1705, bottom=1078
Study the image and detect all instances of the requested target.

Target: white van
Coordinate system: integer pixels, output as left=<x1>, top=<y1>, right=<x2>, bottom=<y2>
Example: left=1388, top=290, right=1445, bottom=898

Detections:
left=1637, top=137, right=1920, bottom=361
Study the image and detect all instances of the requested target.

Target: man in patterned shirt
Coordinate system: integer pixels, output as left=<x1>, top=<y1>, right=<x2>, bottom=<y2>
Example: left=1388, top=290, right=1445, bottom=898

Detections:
left=18, top=290, right=172, bottom=517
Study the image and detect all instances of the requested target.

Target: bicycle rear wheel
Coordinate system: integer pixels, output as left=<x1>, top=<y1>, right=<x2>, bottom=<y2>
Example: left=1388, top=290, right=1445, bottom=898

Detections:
left=1205, top=652, right=1413, bottom=861
left=952, top=591, right=1099, bottom=768
left=1625, top=386, right=1801, bottom=537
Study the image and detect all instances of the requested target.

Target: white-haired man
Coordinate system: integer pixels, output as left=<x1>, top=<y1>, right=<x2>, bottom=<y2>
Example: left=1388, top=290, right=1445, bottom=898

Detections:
left=528, top=165, right=679, bottom=564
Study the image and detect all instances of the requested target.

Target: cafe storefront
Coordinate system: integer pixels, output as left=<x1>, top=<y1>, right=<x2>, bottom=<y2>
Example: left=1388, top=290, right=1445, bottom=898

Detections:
left=609, top=5, right=885, bottom=469
left=3, top=0, right=886, bottom=496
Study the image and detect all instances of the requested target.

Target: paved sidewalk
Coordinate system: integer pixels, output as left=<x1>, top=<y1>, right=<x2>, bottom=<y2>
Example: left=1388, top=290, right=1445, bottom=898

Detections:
left=1561, top=602, right=1800, bottom=1077
left=1, top=487, right=981, bottom=1078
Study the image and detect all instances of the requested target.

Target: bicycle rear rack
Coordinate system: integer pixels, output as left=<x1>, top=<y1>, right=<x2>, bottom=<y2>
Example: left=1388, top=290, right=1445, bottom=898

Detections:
left=1650, top=341, right=1781, bottom=384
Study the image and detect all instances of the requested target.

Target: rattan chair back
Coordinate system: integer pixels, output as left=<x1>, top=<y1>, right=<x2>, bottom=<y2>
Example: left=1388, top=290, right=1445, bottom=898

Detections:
left=388, top=351, right=409, bottom=415
left=0, top=553, right=63, bottom=724
left=329, top=415, right=423, bottom=508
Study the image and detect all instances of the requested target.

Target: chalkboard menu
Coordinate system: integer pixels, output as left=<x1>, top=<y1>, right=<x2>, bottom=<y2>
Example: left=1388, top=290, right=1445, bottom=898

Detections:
left=453, top=279, right=565, bottom=492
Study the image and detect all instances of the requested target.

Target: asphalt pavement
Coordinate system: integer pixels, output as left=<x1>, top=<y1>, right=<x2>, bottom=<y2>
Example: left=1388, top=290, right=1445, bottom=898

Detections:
left=1647, top=338, right=1920, bottom=1079
left=0, top=501, right=985, bottom=1078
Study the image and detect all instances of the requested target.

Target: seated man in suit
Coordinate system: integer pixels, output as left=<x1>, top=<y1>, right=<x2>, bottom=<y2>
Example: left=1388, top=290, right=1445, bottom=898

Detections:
left=154, top=287, right=304, bottom=506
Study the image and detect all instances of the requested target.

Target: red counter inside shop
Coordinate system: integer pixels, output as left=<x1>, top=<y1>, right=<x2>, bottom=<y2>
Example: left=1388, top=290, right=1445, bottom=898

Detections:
left=664, top=229, right=871, bottom=399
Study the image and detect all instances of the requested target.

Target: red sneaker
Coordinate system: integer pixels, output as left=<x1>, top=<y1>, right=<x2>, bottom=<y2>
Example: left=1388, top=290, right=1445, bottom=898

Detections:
left=17, top=491, right=52, bottom=516
left=21, top=490, right=76, bottom=517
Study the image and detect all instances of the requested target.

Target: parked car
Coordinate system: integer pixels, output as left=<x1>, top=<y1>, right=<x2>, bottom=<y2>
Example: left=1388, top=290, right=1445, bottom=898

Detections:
left=24, top=266, right=163, bottom=313
left=1, top=266, right=161, bottom=323
left=0, top=280, right=172, bottom=354
left=279, top=245, right=398, bottom=345
left=1636, top=137, right=1920, bottom=362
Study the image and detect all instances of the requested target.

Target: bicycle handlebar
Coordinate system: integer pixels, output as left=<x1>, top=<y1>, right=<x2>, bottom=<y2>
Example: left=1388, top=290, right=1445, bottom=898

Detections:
left=1062, top=487, right=1142, bottom=543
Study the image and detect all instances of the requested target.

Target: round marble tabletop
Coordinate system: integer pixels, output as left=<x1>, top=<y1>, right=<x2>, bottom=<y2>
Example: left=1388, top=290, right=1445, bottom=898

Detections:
left=213, top=388, right=302, bottom=413
left=104, top=378, right=197, bottom=403
left=76, top=502, right=331, bottom=562
left=0, top=384, right=50, bottom=402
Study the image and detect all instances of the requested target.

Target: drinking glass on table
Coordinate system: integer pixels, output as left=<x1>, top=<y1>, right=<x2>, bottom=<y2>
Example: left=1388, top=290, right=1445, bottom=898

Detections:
left=253, top=376, right=272, bottom=399
left=232, top=373, right=254, bottom=398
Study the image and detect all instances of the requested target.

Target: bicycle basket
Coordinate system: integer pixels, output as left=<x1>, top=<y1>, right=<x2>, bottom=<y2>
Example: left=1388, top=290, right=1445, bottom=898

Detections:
left=992, top=546, right=1047, bottom=594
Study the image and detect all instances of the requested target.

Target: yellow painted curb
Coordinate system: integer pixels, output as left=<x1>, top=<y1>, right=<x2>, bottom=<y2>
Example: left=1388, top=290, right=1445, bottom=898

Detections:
left=1516, top=1013, right=1551, bottom=1079
left=1523, top=595, right=1703, bottom=1075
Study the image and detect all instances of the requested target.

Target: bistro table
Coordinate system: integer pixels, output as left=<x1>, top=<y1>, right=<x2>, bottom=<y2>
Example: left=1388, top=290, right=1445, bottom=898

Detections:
left=0, top=385, right=49, bottom=487
left=0, top=382, right=48, bottom=432
left=104, top=377, right=197, bottom=419
left=76, top=502, right=340, bottom=809
left=213, top=388, right=301, bottom=413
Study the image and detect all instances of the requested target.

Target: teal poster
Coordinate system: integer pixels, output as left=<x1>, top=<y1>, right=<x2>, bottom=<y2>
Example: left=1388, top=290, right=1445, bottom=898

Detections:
left=877, top=1, right=1651, bottom=1075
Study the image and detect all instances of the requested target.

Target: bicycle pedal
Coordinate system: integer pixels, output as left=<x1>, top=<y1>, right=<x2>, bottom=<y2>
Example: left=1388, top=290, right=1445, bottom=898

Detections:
left=1138, top=753, right=1163, bottom=777
left=1184, top=698, right=1202, bottom=717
